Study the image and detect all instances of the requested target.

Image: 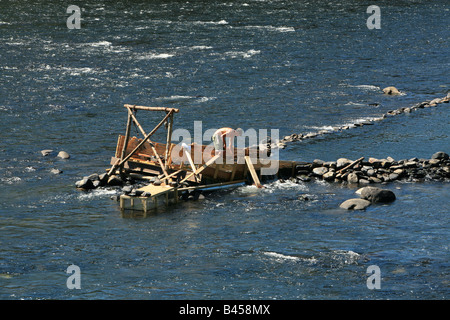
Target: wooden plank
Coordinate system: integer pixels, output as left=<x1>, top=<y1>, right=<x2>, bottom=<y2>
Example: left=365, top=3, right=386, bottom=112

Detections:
left=159, top=169, right=183, bottom=182
left=183, top=145, right=198, bottom=182
left=230, top=164, right=237, bottom=181
left=337, top=157, right=364, bottom=174
left=124, top=104, right=179, bottom=113
left=244, top=156, right=263, bottom=188
left=213, top=163, right=221, bottom=179
left=137, top=184, right=173, bottom=196
left=180, top=154, right=221, bottom=184
left=178, top=180, right=246, bottom=192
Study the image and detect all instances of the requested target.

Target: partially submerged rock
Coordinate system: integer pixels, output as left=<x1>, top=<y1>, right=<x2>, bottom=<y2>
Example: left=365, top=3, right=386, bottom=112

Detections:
left=107, top=175, right=123, bottom=186
left=431, top=151, right=449, bottom=160
left=57, top=151, right=70, bottom=159
left=383, top=86, right=401, bottom=95
left=75, top=178, right=94, bottom=190
left=41, top=149, right=53, bottom=156
left=340, top=198, right=371, bottom=210
left=359, top=186, right=396, bottom=203
left=50, top=168, right=63, bottom=175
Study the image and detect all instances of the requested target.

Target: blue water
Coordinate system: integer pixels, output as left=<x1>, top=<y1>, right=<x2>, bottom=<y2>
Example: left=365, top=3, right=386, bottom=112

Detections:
left=0, top=1, right=449, bottom=299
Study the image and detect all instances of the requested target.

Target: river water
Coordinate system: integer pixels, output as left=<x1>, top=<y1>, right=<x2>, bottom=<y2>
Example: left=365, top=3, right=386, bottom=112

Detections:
left=0, top=0, right=448, bottom=300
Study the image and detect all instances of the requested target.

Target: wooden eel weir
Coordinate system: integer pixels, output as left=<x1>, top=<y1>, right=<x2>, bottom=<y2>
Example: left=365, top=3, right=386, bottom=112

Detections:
left=108, top=105, right=297, bottom=213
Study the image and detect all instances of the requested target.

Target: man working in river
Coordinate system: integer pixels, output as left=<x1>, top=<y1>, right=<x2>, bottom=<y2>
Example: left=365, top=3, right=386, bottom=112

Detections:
left=212, top=127, right=244, bottom=156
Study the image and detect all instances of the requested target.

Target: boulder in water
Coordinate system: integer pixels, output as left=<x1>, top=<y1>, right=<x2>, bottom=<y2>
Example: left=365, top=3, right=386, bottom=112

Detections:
left=383, top=86, right=401, bottom=95
left=41, top=149, right=53, bottom=156
left=75, top=178, right=94, bottom=190
left=347, top=172, right=359, bottom=184
left=50, top=168, right=62, bottom=175
left=57, top=151, right=70, bottom=159
left=340, top=198, right=371, bottom=210
left=312, top=167, right=328, bottom=176
left=431, top=151, right=449, bottom=160
left=336, top=158, right=352, bottom=169
left=107, top=175, right=123, bottom=186
left=359, top=186, right=396, bottom=203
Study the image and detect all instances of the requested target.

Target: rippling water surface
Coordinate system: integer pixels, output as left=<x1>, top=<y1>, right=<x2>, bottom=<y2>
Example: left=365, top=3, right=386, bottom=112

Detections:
left=0, top=0, right=449, bottom=299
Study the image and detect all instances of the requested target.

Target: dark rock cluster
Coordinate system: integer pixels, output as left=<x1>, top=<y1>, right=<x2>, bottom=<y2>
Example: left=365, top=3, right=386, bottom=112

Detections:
left=74, top=173, right=134, bottom=190
left=292, top=151, right=449, bottom=185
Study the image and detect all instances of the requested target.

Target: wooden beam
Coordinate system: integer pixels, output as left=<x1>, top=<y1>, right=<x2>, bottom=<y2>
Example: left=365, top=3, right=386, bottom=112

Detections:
left=158, top=169, right=183, bottom=182
left=183, top=145, right=198, bottom=182
left=245, top=156, right=263, bottom=188
left=124, top=104, right=179, bottom=113
left=126, top=107, right=146, bottom=137
left=119, top=113, right=133, bottom=173
left=337, top=157, right=364, bottom=175
left=180, top=154, right=221, bottom=184
left=107, top=109, right=173, bottom=176
left=178, top=180, right=246, bottom=191
left=230, top=163, right=237, bottom=181
left=164, top=113, right=174, bottom=171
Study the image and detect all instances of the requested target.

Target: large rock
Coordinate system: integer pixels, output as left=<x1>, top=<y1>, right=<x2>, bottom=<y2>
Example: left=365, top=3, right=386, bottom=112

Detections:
left=312, top=167, right=328, bottom=176
left=431, top=151, right=449, bottom=160
left=383, top=86, right=401, bottom=95
left=340, top=198, right=371, bottom=210
left=98, top=173, right=108, bottom=185
left=347, top=172, right=359, bottom=184
left=50, top=168, right=63, bottom=175
left=323, top=171, right=336, bottom=181
left=41, top=149, right=53, bottom=156
left=57, top=151, right=70, bottom=159
left=359, top=186, right=396, bottom=203
left=429, top=98, right=441, bottom=106
left=337, top=158, right=352, bottom=169
left=75, top=178, right=94, bottom=190
left=107, top=175, right=123, bottom=186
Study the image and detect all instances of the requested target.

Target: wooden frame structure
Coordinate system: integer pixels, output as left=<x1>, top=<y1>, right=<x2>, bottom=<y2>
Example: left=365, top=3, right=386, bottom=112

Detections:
left=110, top=104, right=298, bottom=213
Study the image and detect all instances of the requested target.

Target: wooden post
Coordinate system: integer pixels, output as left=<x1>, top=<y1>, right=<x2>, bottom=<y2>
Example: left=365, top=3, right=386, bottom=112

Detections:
left=230, top=164, right=237, bottom=181
left=245, top=156, right=263, bottom=188
left=183, top=145, right=198, bottom=182
left=164, top=113, right=174, bottom=171
left=120, top=195, right=124, bottom=210
left=119, top=112, right=133, bottom=174
left=124, top=104, right=179, bottom=113
left=142, top=198, right=147, bottom=214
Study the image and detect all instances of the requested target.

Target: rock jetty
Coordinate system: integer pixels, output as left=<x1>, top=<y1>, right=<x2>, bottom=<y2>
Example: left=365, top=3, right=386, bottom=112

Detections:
left=275, top=92, right=449, bottom=149
left=292, top=151, right=449, bottom=185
